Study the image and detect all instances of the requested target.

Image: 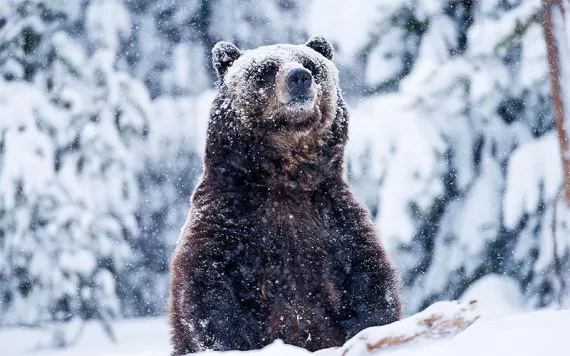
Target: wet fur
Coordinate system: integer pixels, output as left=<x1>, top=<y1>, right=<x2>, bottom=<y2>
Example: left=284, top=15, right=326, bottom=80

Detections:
left=169, top=48, right=402, bottom=355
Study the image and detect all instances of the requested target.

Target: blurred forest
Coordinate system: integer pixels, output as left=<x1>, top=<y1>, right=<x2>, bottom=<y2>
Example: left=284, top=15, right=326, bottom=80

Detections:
left=1, top=0, right=570, bottom=346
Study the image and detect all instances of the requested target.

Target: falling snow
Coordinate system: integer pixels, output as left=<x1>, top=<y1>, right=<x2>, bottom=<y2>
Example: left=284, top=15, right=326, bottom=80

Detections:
left=1, top=0, right=570, bottom=354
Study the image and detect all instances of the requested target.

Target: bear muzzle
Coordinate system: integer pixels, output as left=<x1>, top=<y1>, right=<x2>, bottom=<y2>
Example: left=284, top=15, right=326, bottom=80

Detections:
left=286, top=68, right=312, bottom=99
left=278, top=66, right=317, bottom=110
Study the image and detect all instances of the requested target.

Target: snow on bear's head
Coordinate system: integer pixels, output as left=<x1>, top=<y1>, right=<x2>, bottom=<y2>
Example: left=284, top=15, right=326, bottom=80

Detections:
left=212, top=37, right=340, bottom=132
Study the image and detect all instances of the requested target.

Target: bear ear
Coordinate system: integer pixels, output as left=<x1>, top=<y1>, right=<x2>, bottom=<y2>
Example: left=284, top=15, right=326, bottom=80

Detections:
left=305, top=36, right=334, bottom=60
left=212, top=41, right=242, bottom=82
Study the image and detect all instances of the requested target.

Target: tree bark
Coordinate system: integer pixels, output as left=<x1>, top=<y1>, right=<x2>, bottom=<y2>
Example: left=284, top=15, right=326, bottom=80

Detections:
left=543, top=0, right=570, bottom=202
left=542, top=0, right=570, bottom=306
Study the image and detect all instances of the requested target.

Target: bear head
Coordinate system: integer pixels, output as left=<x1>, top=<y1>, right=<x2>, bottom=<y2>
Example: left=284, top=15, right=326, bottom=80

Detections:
left=212, top=36, right=340, bottom=133
left=207, top=37, right=347, bottom=189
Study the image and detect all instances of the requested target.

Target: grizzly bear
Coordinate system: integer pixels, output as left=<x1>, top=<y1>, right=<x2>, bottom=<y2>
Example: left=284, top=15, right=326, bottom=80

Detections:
left=168, top=36, right=402, bottom=355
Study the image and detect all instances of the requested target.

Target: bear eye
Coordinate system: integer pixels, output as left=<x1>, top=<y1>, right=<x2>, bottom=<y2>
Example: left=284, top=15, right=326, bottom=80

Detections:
left=303, top=60, right=320, bottom=77
left=256, top=64, right=278, bottom=87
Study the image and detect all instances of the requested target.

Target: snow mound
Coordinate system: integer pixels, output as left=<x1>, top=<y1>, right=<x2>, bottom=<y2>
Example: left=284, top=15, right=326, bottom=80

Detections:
left=4, top=301, right=570, bottom=356
left=182, top=304, right=569, bottom=356
left=175, top=300, right=479, bottom=356
left=402, top=309, right=570, bottom=356
left=461, top=274, right=526, bottom=320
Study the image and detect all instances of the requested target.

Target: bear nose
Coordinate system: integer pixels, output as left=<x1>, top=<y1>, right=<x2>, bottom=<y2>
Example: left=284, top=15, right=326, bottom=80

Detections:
left=286, top=68, right=312, bottom=97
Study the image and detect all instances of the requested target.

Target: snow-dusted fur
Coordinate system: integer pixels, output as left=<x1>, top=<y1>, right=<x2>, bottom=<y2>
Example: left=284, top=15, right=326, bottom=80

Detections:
left=168, top=37, right=402, bottom=355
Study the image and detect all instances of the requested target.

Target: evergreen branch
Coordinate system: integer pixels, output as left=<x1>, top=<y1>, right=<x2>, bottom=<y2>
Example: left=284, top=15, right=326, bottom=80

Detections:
left=494, top=11, right=542, bottom=51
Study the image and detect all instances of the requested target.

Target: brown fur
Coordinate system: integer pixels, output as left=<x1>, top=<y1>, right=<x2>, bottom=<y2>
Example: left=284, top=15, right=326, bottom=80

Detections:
left=169, top=39, right=402, bottom=355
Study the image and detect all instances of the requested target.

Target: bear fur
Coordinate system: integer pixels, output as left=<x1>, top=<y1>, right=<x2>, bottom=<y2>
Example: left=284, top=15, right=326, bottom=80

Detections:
left=168, top=36, right=402, bottom=355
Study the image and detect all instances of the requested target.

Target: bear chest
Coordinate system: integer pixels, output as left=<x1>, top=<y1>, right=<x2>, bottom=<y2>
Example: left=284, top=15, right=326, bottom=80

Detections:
left=227, top=196, right=343, bottom=304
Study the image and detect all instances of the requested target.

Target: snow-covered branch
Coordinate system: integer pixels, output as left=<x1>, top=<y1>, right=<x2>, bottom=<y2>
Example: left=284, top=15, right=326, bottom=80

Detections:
left=325, top=300, right=479, bottom=355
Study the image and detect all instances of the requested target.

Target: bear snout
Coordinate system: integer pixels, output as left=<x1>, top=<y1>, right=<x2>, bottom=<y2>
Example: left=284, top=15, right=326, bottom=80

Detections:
left=286, top=68, right=313, bottom=98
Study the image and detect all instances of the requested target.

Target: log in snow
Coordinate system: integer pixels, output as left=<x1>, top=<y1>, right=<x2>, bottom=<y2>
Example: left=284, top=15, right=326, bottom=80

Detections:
left=321, top=300, right=479, bottom=356
left=184, top=300, right=480, bottom=356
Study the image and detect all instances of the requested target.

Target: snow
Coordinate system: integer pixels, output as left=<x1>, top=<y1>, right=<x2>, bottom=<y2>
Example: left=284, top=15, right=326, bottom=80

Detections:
left=392, top=310, right=570, bottom=356
left=521, top=24, right=548, bottom=87
left=363, top=29, right=406, bottom=87
left=307, top=0, right=384, bottom=61
left=0, top=1, right=151, bottom=329
left=468, top=0, right=541, bottom=55
left=455, top=151, right=502, bottom=258
left=0, top=317, right=170, bottom=356
left=150, top=91, right=215, bottom=155
left=327, top=300, right=479, bottom=356
left=86, top=0, right=131, bottom=52
left=460, top=274, right=526, bottom=320
left=207, top=0, right=307, bottom=50
left=503, top=132, right=561, bottom=228
left=346, top=94, right=446, bottom=249
left=2, top=301, right=568, bottom=356
left=406, top=16, right=457, bottom=86
left=2, top=0, right=570, bottom=351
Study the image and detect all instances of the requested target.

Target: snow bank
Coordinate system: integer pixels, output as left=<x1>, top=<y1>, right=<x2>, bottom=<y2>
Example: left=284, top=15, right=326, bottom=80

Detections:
left=3, top=300, right=569, bottom=356
left=460, top=274, right=526, bottom=320
left=0, top=317, right=170, bottom=356
left=183, top=302, right=565, bottom=356
left=398, top=309, right=570, bottom=356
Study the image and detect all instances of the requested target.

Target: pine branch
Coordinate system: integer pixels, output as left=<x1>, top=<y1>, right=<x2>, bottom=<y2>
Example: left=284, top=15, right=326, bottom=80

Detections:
left=495, top=11, right=541, bottom=51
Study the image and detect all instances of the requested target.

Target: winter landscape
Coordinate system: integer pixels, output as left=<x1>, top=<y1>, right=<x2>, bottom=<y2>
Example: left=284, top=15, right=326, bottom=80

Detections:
left=1, top=0, right=570, bottom=355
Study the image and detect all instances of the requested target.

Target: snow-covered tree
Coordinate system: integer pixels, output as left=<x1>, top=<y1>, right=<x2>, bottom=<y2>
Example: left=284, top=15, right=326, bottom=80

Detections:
left=504, top=0, right=570, bottom=307
left=2, top=0, right=569, bottom=342
left=344, top=0, right=570, bottom=312
left=0, top=0, right=150, bottom=343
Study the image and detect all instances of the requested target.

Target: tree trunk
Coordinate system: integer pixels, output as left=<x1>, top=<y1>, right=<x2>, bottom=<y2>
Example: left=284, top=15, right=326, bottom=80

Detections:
left=543, top=0, right=570, bottom=202
left=542, top=0, right=570, bottom=306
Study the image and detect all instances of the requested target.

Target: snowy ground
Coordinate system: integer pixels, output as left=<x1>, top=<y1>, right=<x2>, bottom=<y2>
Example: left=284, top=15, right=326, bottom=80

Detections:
left=2, top=296, right=568, bottom=356
left=400, top=310, right=570, bottom=356
left=0, top=317, right=170, bottom=356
